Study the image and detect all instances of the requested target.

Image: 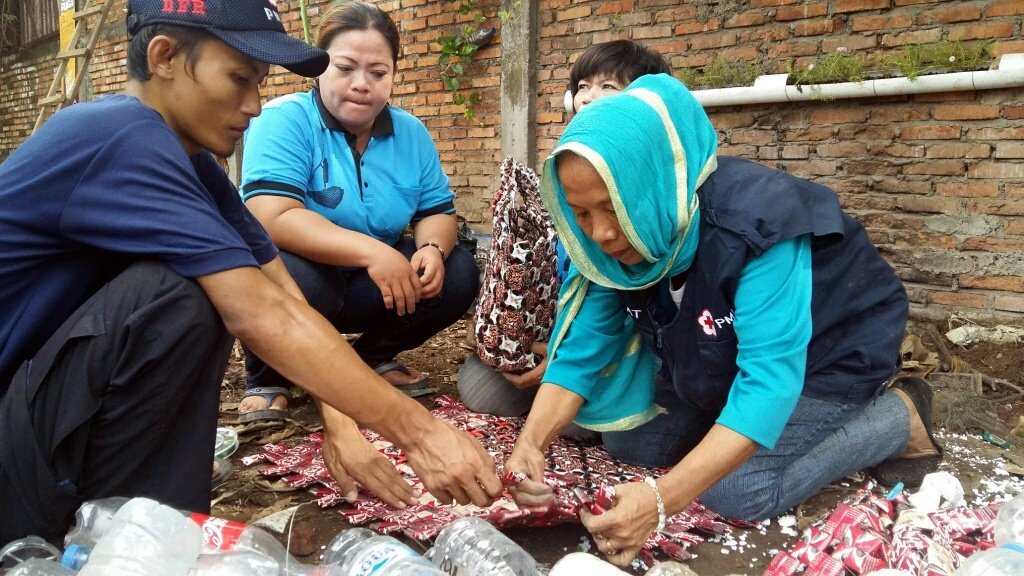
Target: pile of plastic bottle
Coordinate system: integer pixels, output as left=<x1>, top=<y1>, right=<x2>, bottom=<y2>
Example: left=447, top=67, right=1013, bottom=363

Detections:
left=8, top=492, right=1021, bottom=576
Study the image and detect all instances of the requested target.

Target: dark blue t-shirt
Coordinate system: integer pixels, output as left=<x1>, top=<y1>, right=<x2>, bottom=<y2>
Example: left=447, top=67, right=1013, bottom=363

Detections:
left=0, top=95, right=277, bottom=387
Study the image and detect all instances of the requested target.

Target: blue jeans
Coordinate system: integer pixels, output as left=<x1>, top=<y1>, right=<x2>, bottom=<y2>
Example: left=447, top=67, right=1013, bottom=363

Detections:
left=246, top=238, right=479, bottom=389
left=602, top=376, right=909, bottom=521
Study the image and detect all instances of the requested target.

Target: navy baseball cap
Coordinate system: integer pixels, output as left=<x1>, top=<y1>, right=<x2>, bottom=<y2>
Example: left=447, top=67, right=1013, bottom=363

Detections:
left=127, top=0, right=328, bottom=77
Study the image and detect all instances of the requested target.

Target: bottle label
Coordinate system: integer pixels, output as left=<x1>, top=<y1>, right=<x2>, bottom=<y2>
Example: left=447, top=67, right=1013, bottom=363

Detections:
left=436, top=555, right=468, bottom=576
left=189, top=513, right=246, bottom=551
left=351, top=542, right=415, bottom=576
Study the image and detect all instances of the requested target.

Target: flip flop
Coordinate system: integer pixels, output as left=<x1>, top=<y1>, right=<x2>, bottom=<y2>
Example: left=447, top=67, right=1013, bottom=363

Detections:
left=372, top=360, right=433, bottom=396
left=872, top=376, right=944, bottom=488
left=237, top=386, right=290, bottom=424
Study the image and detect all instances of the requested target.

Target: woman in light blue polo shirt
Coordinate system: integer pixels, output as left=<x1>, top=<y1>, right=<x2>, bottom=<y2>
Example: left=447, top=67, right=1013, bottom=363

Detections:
left=238, top=3, right=477, bottom=423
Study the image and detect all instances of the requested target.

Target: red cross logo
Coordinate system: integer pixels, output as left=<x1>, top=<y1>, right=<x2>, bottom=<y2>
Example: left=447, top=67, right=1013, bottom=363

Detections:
left=698, top=309, right=717, bottom=337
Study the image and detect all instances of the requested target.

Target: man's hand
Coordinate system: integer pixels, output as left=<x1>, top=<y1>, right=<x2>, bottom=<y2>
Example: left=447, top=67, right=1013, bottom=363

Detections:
left=506, top=440, right=554, bottom=510
left=322, top=415, right=417, bottom=508
left=411, top=246, right=445, bottom=299
left=403, top=419, right=502, bottom=507
left=366, top=246, right=422, bottom=316
left=502, top=342, right=549, bottom=389
left=580, top=480, right=660, bottom=567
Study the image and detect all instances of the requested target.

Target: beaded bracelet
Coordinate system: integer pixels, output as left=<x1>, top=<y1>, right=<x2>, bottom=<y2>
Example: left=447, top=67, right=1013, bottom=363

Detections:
left=419, top=241, right=447, bottom=261
left=644, top=476, right=667, bottom=534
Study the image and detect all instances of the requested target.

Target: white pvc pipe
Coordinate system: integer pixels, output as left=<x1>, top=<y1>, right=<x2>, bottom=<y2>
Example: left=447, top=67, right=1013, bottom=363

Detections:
left=692, top=53, right=1024, bottom=107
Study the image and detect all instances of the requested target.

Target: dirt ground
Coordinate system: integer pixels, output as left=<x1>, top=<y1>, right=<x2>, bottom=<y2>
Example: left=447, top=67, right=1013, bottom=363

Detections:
left=211, top=317, right=1024, bottom=575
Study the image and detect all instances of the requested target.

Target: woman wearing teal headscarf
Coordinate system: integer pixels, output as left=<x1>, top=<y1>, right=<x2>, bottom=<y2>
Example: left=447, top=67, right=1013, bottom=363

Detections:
left=506, top=74, right=940, bottom=566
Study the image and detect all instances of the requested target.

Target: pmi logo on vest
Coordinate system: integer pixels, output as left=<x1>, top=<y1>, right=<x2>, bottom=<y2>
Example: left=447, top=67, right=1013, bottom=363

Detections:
left=698, top=309, right=734, bottom=337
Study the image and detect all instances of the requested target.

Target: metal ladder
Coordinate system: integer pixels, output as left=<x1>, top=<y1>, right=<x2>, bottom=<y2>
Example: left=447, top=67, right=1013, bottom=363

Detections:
left=32, top=0, right=117, bottom=134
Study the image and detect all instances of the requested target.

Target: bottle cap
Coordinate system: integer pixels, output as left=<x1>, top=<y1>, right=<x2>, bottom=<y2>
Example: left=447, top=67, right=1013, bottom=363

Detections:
left=61, top=544, right=90, bottom=570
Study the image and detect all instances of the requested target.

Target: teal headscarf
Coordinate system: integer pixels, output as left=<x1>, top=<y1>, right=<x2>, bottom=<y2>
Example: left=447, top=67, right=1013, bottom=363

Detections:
left=539, top=73, right=719, bottom=430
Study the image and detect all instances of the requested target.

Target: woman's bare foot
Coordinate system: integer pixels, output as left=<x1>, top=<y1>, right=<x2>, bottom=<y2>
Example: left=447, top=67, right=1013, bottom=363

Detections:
left=238, top=391, right=288, bottom=415
left=892, top=387, right=940, bottom=458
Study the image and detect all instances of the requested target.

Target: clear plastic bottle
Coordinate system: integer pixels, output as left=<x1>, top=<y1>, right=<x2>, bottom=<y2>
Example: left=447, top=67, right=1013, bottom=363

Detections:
left=549, top=553, right=629, bottom=576
left=189, top=551, right=286, bottom=576
left=78, top=497, right=203, bottom=576
left=5, top=558, right=77, bottom=576
left=427, top=517, right=540, bottom=576
left=0, top=535, right=61, bottom=570
left=62, top=497, right=309, bottom=574
left=645, top=561, right=700, bottom=576
left=955, top=543, right=1024, bottom=575
left=994, top=492, right=1024, bottom=546
left=321, top=528, right=440, bottom=576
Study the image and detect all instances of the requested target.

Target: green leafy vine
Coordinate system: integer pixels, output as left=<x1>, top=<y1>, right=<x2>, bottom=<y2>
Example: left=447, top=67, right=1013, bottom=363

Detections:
left=438, top=0, right=489, bottom=120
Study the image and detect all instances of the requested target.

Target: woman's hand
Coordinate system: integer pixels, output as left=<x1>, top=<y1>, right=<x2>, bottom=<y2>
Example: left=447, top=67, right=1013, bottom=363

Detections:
left=580, top=480, right=661, bottom=567
left=411, top=245, right=446, bottom=299
left=367, top=246, right=423, bottom=316
left=506, top=440, right=555, bottom=510
left=502, top=342, right=548, bottom=389
left=322, top=418, right=418, bottom=509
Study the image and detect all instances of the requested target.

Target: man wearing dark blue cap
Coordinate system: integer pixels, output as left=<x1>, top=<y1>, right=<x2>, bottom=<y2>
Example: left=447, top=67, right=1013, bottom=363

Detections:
left=0, top=0, right=501, bottom=542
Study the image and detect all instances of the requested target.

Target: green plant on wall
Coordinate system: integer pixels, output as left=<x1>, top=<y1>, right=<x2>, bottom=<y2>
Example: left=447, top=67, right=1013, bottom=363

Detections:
left=0, top=0, right=18, bottom=55
left=884, top=40, right=993, bottom=80
left=677, top=57, right=762, bottom=90
left=788, top=51, right=866, bottom=87
left=438, top=0, right=488, bottom=121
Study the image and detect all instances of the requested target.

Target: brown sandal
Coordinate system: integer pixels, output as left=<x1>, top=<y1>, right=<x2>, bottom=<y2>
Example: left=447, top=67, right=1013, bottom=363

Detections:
left=872, top=377, right=943, bottom=488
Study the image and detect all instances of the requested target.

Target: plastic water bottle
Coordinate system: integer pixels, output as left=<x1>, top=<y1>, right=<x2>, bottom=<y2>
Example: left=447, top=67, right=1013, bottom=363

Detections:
left=321, top=528, right=441, bottom=575
left=549, top=553, right=629, bottom=575
left=189, top=551, right=287, bottom=576
left=5, top=558, right=77, bottom=575
left=955, top=543, right=1024, bottom=575
left=77, top=497, right=202, bottom=576
left=645, top=561, right=700, bottom=575
left=427, top=517, right=540, bottom=576
left=0, top=536, right=61, bottom=570
left=994, top=492, right=1024, bottom=546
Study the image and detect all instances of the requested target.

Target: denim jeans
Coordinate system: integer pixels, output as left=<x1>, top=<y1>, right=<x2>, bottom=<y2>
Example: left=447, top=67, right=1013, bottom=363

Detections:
left=602, top=375, right=909, bottom=521
left=246, top=238, right=479, bottom=390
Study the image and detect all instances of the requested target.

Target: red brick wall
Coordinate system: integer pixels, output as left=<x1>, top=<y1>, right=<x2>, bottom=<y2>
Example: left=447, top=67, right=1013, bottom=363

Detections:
left=1, top=0, right=1022, bottom=319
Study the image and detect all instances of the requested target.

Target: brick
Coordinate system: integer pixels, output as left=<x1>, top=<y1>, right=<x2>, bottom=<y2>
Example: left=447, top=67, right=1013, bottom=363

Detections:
left=674, top=21, right=721, bottom=35
left=536, top=111, right=565, bottom=124
left=995, top=143, right=1024, bottom=159
left=574, top=18, right=611, bottom=33
left=917, top=5, right=981, bottom=24
left=902, top=125, right=961, bottom=140
left=932, top=104, right=1001, bottom=121
left=935, top=182, right=999, bottom=197
left=960, top=275, right=1024, bottom=293
left=839, top=125, right=896, bottom=141
left=632, top=25, right=673, bottom=39
left=962, top=237, right=1024, bottom=252
left=927, top=143, right=992, bottom=159
left=688, top=31, right=738, bottom=50
left=1005, top=105, right=1024, bottom=120
left=874, top=179, right=933, bottom=195
left=994, top=295, right=1024, bottom=313
left=967, top=127, right=1024, bottom=140
left=870, top=107, right=930, bottom=123
left=969, top=163, right=1024, bottom=179
left=751, top=0, right=800, bottom=6
left=794, top=19, right=839, bottom=36
left=709, top=112, right=757, bottom=129
left=729, top=129, right=776, bottom=146
left=758, top=146, right=780, bottom=160
left=898, top=196, right=959, bottom=214
left=556, top=6, right=592, bottom=21
left=893, top=230, right=957, bottom=249
left=902, top=161, right=965, bottom=176
left=1010, top=185, right=1024, bottom=198
left=928, top=291, right=989, bottom=309
left=767, top=39, right=820, bottom=57
left=723, top=12, right=768, bottom=27
left=844, top=160, right=901, bottom=176
left=987, top=0, right=1024, bottom=16
left=993, top=40, right=1024, bottom=56
left=781, top=145, right=810, bottom=159
left=822, top=34, right=877, bottom=52
left=967, top=199, right=1024, bottom=216
left=775, top=3, right=828, bottom=21
left=595, top=0, right=636, bottom=15
left=809, top=108, right=867, bottom=124
left=834, top=0, right=890, bottom=13
left=817, top=142, right=868, bottom=157
left=852, top=13, right=912, bottom=31
left=779, top=160, right=838, bottom=176
left=881, top=29, right=942, bottom=47
left=1006, top=219, right=1024, bottom=235
left=785, top=127, right=834, bottom=142
left=880, top=143, right=926, bottom=158
left=949, top=22, right=1016, bottom=41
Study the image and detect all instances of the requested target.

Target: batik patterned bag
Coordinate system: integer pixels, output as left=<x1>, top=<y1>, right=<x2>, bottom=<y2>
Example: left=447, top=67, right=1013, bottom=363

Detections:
left=473, top=157, right=561, bottom=373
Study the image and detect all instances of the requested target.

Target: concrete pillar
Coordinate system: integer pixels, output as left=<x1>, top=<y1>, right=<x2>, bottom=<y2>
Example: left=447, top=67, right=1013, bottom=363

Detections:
left=500, top=0, right=538, bottom=169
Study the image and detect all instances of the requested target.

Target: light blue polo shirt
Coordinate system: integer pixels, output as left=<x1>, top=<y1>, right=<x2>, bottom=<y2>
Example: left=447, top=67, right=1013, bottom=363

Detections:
left=241, top=89, right=456, bottom=246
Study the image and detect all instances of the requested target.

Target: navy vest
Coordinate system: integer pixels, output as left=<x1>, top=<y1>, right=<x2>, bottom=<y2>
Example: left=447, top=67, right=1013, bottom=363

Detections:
left=621, top=157, right=908, bottom=412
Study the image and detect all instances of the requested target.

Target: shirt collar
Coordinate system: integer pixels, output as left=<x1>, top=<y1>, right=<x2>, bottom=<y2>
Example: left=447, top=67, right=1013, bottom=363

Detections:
left=313, top=87, right=393, bottom=138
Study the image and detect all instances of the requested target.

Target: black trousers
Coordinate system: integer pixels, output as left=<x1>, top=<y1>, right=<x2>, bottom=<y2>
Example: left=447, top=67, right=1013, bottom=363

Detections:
left=0, top=261, right=232, bottom=543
